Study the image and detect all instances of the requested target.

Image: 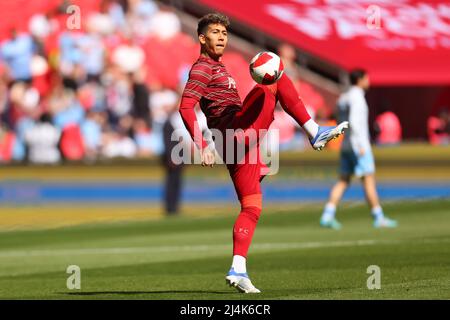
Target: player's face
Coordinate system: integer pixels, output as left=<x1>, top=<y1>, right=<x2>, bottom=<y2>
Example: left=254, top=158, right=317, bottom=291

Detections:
left=200, top=23, right=228, bottom=60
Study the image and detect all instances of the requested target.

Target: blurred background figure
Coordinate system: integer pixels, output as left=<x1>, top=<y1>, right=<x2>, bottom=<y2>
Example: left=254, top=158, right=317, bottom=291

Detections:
left=0, top=122, right=23, bottom=163
left=428, top=107, right=450, bottom=146
left=133, top=117, right=154, bottom=157
left=0, top=29, right=35, bottom=83
left=81, top=110, right=103, bottom=160
left=277, top=43, right=300, bottom=81
left=161, top=101, right=185, bottom=215
left=24, top=112, right=60, bottom=164
left=375, top=100, right=402, bottom=146
left=320, top=69, right=397, bottom=230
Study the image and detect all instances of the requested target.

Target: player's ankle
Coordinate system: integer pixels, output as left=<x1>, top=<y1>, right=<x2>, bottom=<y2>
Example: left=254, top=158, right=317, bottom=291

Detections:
left=231, top=255, right=247, bottom=274
left=303, top=119, right=319, bottom=138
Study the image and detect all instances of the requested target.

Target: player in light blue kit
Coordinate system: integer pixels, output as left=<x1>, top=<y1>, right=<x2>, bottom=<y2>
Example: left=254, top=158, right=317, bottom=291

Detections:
left=320, top=69, right=397, bottom=229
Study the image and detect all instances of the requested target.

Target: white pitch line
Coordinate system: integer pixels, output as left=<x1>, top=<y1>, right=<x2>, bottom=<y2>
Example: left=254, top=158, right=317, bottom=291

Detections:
left=0, top=238, right=448, bottom=259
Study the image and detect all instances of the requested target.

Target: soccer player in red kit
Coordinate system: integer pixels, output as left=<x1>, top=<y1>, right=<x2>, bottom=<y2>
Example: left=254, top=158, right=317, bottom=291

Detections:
left=179, top=13, right=348, bottom=293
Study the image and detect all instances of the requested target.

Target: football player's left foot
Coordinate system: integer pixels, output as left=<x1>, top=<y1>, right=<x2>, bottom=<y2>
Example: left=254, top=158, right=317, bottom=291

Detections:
left=310, top=121, right=349, bottom=151
left=374, top=217, right=398, bottom=228
left=225, top=268, right=261, bottom=293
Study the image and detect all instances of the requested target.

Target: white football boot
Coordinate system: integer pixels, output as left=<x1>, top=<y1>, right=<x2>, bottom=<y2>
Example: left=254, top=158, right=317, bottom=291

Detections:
left=225, top=268, right=261, bottom=293
left=310, top=121, right=349, bottom=151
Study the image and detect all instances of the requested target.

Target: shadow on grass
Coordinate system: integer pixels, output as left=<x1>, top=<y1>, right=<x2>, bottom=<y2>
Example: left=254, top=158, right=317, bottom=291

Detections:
left=59, top=290, right=232, bottom=296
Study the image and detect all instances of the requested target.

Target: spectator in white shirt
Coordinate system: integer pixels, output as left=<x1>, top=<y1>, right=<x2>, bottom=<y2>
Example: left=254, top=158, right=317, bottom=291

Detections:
left=24, top=113, right=61, bottom=164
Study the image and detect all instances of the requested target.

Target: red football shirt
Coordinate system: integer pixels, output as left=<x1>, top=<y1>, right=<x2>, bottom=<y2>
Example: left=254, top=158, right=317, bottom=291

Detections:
left=179, top=55, right=244, bottom=149
left=182, top=55, right=242, bottom=128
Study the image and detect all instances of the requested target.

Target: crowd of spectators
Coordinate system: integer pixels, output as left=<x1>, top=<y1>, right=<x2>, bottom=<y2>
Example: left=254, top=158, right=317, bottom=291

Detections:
left=2, top=0, right=408, bottom=165
left=0, top=0, right=201, bottom=164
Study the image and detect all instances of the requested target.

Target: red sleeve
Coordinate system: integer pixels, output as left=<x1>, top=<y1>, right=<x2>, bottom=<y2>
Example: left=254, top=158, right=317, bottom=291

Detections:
left=179, top=96, right=208, bottom=150
left=182, top=62, right=212, bottom=100
left=179, top=61, right=212, bottom=150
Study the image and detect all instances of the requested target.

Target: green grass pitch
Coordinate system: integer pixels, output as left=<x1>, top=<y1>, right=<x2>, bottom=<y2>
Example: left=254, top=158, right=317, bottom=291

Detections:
left=0, top=199, right=449, bottom=299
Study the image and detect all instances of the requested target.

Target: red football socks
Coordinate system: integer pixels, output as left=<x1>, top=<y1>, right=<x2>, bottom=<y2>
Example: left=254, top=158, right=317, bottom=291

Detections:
left=232, top=206, right=261, bottom=257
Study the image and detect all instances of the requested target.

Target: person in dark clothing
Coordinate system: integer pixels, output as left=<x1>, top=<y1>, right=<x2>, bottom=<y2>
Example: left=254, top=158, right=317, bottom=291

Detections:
left=131, top=70, right=151, bottom=123
left=132, top=81, right=151, bottom=122
left=161, top=114, right=184, bottom=215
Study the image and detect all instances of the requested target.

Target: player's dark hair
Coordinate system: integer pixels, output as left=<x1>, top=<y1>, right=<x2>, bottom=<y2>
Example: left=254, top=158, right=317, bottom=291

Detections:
left=349, top=69, right=367, bottom=85
left=197, top=13, right=230, bottom=36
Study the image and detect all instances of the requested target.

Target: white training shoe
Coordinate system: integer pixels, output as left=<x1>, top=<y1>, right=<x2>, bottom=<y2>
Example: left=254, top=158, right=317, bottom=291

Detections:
left=225, top=268, right=261, bottom=293
left=374, top=216, right=398, bottom=228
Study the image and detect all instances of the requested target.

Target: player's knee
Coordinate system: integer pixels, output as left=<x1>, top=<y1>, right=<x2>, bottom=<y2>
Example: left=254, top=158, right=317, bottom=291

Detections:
left=267, top=83, right=278, bottom=96
left=240, top=194, right=262, bottom=222
left=255, top=83, right=277, bottom=97
left=340, top=174, right=351, bottom=184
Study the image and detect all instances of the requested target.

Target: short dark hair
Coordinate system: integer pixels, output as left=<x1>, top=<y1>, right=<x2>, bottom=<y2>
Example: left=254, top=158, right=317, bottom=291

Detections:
left=197, top=13, right=230, bottom=36
left=349, top=69, right=367, bottom=85
left=39, top=112, right=53, bottom=124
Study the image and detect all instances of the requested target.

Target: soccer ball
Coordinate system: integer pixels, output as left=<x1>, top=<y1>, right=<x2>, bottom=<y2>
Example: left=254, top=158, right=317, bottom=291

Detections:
left=249, top=51, right=284, bottom=85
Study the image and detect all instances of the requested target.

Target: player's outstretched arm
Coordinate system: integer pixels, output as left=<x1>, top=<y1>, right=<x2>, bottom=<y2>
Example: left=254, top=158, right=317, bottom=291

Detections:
left=179, top=96, right=208, bottom=150
left=179, top=96, right=215, bottom=167
left=179, top=61, right=214, bottom=165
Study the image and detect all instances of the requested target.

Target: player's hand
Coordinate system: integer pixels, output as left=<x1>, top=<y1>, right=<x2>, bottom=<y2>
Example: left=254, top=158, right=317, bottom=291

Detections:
left=201, top=148, right=215, bottom=167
